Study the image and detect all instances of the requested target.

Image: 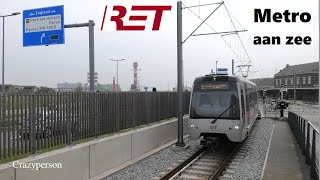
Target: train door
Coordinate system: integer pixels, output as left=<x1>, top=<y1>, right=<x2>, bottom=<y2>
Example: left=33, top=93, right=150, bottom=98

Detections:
left=240, top=84, right=248, bottom=139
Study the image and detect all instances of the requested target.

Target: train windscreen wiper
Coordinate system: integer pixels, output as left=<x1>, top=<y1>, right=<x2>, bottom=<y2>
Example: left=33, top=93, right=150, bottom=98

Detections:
left=211, top=104, right=234, bottom=124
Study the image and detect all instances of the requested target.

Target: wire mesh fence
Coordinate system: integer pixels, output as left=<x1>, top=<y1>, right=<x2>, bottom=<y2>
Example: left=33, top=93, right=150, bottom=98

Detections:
left=0, top=91, right=191, bottom=161
left=288, top=111, right=319, bottom=180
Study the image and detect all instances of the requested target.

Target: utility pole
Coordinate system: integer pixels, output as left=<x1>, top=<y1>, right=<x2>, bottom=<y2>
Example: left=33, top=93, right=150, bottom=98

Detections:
left=109, top=58, right=126, bottom=91
left=176, top=1, right=185, bottom=147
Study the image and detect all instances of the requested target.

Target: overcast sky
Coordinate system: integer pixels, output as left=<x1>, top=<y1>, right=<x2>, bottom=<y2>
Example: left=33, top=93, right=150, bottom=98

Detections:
left=0, top=0, right=319, bottom=90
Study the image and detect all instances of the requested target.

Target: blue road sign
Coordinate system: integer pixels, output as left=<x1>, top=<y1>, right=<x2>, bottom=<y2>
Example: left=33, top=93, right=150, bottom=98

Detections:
left=23, top=5, right=64, bottom=47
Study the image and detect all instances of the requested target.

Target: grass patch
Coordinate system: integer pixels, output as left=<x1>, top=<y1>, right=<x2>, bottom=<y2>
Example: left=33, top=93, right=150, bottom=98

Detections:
left=119, top=128, right=134, bottom=133
left=73, top=137, right=95, bottom=145
left=0, top=153, right=30, bottom=164
left=36, top=144, right=66, bottom=154
left=100, top=132, right=116, bottom=138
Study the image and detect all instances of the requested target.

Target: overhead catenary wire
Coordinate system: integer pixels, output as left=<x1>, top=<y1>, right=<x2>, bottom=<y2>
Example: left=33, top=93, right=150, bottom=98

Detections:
left=223, top=3, right=252, bottom=63
left=181, top=2, right=245, bottom=63
left=181, top=1, right=253, bottom=77
left=222, top=2, right=253, bottom=76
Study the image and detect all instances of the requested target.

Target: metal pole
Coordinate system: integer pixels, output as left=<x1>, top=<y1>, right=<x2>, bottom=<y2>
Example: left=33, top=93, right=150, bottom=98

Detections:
left=88, top=20, right=95, bottom=92
left=109, top=59, right=126, bottom=92
left=216, top=61, right=218, bottom=74
left=116, top=61, right=119, bottom=92
left=64, top=21, right=96, bottom=92
left=176, top=1, right=185, bottom=147
left=2, top=17, right=4, bottom=94
left=232, top=59, right=234, bottom=75
left=293, top=73, right=297, bottom=103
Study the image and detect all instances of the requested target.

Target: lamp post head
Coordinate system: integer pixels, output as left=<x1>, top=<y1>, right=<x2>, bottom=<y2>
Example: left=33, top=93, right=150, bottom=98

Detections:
left=11, top=12, right=21, bottom=16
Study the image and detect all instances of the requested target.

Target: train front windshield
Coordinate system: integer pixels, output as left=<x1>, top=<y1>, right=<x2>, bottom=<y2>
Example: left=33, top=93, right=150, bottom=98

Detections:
left=190, top=82, right=240, bottom=120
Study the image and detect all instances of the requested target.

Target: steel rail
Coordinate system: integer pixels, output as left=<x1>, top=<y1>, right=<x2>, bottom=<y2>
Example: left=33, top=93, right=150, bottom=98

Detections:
left=159, top=146, right=207, bottom=180
left=209, top=142, right=242, bottom=180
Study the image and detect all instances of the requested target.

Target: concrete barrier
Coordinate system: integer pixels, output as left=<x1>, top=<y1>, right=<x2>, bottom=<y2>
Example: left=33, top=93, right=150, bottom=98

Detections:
left=132, top=126, right=159, bottom=159
left=0, top=164, right=14, bottom=180
left=159, top=120, right=177, bottom=146
left=0, top=118, right=189, bottom=180
left=89, top=132, right=132, bottom=177
left=15, top=145, right=90, bottom=180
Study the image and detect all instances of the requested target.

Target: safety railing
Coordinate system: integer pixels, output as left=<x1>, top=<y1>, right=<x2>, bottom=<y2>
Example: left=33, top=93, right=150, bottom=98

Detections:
left=0, top=91, right=191, bottom=162
left=288, top=111, right=319, bottom=180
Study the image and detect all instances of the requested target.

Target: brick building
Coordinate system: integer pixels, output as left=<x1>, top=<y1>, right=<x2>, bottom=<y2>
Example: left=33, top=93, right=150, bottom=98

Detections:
left=274, top=62, right=319, bottom=103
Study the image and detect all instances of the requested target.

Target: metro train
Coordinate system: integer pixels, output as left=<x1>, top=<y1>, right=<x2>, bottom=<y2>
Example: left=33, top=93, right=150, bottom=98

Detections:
left=188, top=74, right=260, bottom=145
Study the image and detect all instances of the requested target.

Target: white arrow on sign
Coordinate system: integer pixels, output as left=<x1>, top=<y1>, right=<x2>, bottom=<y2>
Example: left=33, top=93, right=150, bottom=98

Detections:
left=40, top=33, right=45, bottom=43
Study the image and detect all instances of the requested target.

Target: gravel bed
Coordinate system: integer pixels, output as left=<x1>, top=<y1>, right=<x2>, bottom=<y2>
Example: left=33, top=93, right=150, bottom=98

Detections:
left=103, top=138, right=201, bottom=180
left=229, top=118, right=274, bottom=180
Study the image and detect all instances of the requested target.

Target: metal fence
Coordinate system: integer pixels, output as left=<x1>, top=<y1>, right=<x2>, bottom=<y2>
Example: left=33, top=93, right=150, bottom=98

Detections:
left=0, top=91, right=191, bottom=161
left=288, top=111, right=319, bottom=180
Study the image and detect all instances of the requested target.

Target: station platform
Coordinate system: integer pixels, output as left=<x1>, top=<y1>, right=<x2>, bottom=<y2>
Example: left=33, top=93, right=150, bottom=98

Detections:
left=262, top=119, right=311, bottom=180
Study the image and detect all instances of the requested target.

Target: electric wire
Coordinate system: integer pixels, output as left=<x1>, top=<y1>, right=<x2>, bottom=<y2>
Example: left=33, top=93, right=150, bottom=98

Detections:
left=181, top=1, right=244, bottom=63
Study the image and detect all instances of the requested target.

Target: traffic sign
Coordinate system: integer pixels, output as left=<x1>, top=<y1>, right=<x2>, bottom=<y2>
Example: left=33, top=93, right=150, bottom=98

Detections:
left=23, top=5, right=64, bottom=47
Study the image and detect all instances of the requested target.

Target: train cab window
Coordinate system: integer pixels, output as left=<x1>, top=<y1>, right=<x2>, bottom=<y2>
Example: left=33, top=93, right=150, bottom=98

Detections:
left=190, top=82, right=240, bottom=120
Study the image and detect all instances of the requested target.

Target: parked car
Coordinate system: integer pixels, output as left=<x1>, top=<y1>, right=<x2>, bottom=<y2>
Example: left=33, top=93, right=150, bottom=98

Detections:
left=19, top=111, right=80, bottom=140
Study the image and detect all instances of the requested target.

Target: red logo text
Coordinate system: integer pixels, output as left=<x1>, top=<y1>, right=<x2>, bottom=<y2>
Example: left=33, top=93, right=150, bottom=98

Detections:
left=101, top=5, right=172, bottom=31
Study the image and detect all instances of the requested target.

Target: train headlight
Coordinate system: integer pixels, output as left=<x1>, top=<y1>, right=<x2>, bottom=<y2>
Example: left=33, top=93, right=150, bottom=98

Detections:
left=190, top=124, right=195, bottom=128
left=234, top=126, right=239, bottom=130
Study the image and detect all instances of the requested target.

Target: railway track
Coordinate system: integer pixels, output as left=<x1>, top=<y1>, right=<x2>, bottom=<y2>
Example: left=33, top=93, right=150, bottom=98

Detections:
left=156, top=142, right=242, bottom=180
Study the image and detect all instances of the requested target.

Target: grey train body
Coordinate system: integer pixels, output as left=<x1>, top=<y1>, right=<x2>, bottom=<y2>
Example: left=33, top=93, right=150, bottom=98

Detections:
left=188, top=74, right=260, bottom=143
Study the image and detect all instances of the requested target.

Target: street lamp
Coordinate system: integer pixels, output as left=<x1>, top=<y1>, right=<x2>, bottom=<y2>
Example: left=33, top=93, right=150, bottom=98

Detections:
left=216, top=60, right=218, bottom=74
left=1, top=12, right=21, bottom=95
left=109, top=58, right=126, bottom=91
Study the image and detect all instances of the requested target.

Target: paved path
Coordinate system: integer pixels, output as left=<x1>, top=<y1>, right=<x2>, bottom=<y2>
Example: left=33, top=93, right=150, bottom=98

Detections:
left=262, top=120, right=311, bottom=180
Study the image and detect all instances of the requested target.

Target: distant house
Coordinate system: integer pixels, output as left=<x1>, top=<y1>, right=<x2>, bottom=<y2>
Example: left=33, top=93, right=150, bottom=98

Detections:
left=20, top=86, right=38, bottom=93
left=274, top=62, right=319, bottom=103
left=274, top=62, right=319, bottom=89
left=0, top=84, right=15, bottom=93
left=250, top=78, right=274, bottom=90
left=57, top=82, right=83, bottom=92
left=0, top=84, right=38, bottom=94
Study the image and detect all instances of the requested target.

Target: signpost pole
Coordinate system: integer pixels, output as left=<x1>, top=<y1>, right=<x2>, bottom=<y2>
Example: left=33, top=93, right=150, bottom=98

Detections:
left=89, top=20, right=95, bottom=92
left=64, top=22, right=96, bottom=92
left=1, top=17, right=4, bottom=95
